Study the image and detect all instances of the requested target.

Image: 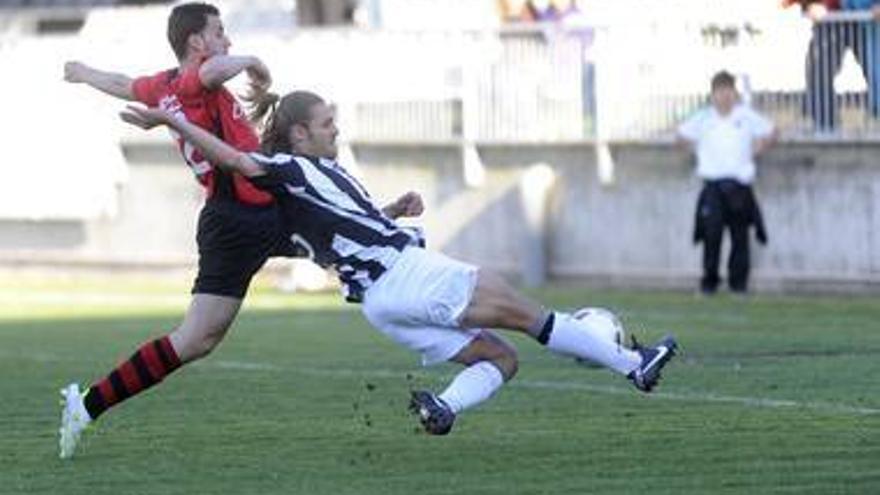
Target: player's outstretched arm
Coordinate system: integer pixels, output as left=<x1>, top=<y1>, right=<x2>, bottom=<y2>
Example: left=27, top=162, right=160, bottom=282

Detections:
left=120, top=105, right=265, bottom=177
left=64, top=61, right=136, bottom=101
left=199, top=55, right=271, bottom=91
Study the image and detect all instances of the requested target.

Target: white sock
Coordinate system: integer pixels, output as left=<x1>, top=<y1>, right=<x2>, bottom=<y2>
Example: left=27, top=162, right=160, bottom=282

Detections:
left=546, top=312, right=641, bottom=375
left=438, top=361, right=505, bottom=414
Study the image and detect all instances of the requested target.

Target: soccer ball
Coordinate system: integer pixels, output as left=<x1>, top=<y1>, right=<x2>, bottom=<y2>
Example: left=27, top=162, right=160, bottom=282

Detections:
left=572, top=307, right=625, bottom=367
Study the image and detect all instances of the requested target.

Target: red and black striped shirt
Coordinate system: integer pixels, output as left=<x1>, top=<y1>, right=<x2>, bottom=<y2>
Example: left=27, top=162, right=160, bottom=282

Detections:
left=132, top=63, right=273, bottom=206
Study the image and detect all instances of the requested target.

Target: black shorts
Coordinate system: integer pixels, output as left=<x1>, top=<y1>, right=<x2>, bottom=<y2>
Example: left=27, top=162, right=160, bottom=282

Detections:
left=193, top=199, right=298, bottom=298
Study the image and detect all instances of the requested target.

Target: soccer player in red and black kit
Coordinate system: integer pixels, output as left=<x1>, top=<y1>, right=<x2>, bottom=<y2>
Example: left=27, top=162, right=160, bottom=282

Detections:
left=59, top=2, right=298, bottom=458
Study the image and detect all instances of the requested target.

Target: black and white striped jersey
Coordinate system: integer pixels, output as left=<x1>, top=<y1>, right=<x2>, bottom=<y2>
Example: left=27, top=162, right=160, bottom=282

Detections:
left=248, top=152, right=424, bottom=302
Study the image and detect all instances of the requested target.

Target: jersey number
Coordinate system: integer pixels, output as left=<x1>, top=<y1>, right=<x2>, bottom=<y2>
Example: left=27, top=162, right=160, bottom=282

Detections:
left=159, top=95, right=212, bottom=177
left=168, top=128, right=212, bottom=177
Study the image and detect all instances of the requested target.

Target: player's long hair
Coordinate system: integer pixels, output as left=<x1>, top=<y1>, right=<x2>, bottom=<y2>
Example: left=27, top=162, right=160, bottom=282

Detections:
left=250, top=90, right=325, bottom=155
left=167, top=3, right=219, bottom=61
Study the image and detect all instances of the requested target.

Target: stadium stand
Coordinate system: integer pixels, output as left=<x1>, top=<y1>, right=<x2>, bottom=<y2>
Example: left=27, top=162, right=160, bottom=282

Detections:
left=0, top=0, right=169, bottom=9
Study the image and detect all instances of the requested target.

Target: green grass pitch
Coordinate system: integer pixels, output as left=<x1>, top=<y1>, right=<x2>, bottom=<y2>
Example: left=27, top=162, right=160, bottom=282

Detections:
left=1, top=278, right=878, bottom=494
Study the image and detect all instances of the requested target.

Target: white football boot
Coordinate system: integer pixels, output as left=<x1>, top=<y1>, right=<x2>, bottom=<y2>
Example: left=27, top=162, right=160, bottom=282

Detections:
left=59, top=383, right=92, bottom=459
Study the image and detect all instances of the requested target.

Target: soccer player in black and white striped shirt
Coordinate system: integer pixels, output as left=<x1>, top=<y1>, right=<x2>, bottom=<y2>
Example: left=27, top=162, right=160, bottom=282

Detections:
left=122, top=91, right=678, bottom=435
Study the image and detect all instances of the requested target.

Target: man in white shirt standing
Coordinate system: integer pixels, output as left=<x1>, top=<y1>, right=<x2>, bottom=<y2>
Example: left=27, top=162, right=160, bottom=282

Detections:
left=677, top=71, right=778, bottom=295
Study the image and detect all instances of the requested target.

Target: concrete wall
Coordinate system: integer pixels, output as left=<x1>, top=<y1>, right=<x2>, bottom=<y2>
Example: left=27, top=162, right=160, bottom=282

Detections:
left=5, top=141, right=880, bottom=292
left=548, top=142, right=880, bottom=292
left=0, top=144, right=201, bottom=268
left=353, top=141, right=880, bottom=292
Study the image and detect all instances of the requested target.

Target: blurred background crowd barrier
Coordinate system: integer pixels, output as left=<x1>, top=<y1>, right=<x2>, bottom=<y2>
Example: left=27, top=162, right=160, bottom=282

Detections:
left=2, top=0, right=879, bottom=291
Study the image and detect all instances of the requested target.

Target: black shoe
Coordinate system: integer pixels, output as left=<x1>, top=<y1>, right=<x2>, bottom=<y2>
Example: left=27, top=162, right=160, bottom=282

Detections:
left=409, top=390, right=456, bottom=435
left=627, top=335, right=678, bottom=393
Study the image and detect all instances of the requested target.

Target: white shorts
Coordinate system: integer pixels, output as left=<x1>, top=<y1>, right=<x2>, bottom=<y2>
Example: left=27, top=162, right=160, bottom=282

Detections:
left=362, top=247, right=481, bottom=366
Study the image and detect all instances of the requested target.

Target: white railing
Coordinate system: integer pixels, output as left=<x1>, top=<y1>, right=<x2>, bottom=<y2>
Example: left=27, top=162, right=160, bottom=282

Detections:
left=231, top=27, right=587, bottom=144
left=13, top=7, right=878, bottom=148
left=257, top=12, right=880, bottom=143
left=593, top=11, right=880, bottom=140
left=6, top=7, right=880, bottom=162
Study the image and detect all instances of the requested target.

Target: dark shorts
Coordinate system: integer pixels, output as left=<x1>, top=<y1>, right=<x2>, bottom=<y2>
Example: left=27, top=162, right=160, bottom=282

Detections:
left=193, top=199, right=298, bottom=299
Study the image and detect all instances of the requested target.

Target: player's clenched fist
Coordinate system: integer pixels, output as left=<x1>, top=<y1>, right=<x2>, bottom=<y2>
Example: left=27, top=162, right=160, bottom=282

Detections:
left=63, top=61, right=87, bottom=83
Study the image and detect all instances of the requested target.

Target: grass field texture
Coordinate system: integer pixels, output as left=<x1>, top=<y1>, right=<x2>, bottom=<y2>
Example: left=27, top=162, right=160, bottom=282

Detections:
left=1, top=278, right=878, bottom=494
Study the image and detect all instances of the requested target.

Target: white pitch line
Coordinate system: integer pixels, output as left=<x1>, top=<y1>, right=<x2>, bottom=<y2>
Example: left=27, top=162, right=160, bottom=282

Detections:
left=512, top=379, right=880, bottom=416
left=207, top=360, right=880, bottom=417
left=6, top=348, right=874, bottom=417
left=209, top=360, right=281, bottom=372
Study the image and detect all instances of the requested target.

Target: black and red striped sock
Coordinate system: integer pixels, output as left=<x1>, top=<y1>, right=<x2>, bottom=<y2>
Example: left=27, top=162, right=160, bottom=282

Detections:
left=83, top=335, right=182, bottom=420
